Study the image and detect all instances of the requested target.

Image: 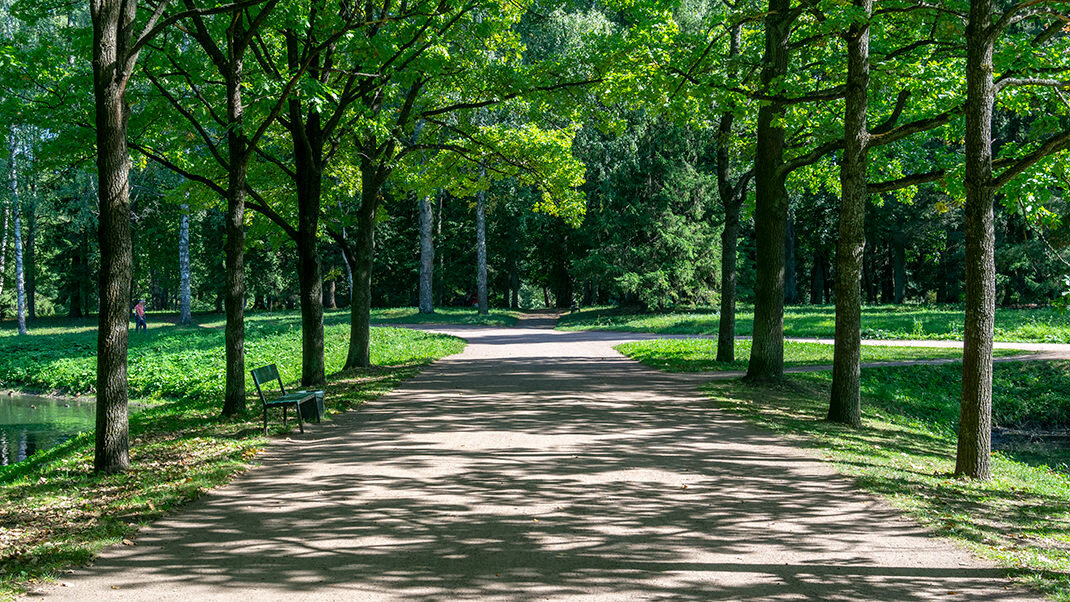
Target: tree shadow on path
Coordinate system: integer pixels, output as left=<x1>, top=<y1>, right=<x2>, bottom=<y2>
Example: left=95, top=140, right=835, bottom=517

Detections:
left=39, top=342, right=1038, bottom=601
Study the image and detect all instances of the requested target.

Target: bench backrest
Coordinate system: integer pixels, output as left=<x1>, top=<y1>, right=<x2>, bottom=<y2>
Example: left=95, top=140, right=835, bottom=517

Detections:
left=250, top=364, right=286, bottom=404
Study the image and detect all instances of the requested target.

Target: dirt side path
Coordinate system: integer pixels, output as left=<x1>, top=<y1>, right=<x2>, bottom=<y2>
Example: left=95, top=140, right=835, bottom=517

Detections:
left=39, top=321, right=1039, bottom=601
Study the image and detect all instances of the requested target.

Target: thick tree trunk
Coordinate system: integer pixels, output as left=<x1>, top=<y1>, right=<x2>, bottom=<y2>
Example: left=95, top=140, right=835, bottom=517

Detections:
left=746, top=0, right=791, bottom=381
left=715, top=23, right=742, bottom=364
left=178, top=201, right=192, bottom=325
left=828, top=0, right=872, bottom=428
left=476, top=186, right=488, bottom=315
left=297, top=222, right=325, bottom=386
left=91, top=0, right=135, bottom=473
left=222, top=55, right=248, bottom=418
left=418, top=195, right=434, bottom=314
left=294, top=150, right=325, bottom=386
left=957, top=0, right=996, bottom=480
left=346, top=176, right=378, bottom=369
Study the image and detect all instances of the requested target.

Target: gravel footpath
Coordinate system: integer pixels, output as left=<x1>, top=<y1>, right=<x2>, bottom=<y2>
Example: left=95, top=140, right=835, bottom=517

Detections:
left=37, top=315, right=1041, bottom=601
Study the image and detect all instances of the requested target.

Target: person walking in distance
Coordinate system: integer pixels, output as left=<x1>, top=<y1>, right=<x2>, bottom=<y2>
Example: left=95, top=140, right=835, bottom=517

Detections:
left=133, top=299, right=147, bottom=332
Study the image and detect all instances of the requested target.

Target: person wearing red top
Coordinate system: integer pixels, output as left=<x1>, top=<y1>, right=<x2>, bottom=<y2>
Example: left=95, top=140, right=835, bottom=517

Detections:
left=133, top=299, right=147, bottom=332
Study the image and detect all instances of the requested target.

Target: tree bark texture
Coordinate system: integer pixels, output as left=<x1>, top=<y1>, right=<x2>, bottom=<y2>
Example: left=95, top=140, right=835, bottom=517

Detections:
left=418, top=195, right=434, bottom=314
left=346, top=174, right=378, bottom=369
left=292, top=109, right=326, bottom=387
left=0, top=184, right=8, bottom=301
left=222, top=52, right=248, bottom=418
left=476, top=186, right=488, bottom=315
left=746, top=0, right=791, bottom=382
left=957, top=0, right=996, bottom=480
left=828, top=0, right=872, bottom=428
left=178, top=201, right=192, bottom=325
left=91, top=0, right=136, bottom=473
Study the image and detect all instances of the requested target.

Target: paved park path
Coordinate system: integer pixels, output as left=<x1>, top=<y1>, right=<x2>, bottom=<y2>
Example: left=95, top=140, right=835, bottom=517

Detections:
left=40, top=314, right=1044, bottom=601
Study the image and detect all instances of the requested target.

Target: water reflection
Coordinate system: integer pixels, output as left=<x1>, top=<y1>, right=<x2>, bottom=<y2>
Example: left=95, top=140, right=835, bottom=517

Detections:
left=0, top=394, right=96, bottom=466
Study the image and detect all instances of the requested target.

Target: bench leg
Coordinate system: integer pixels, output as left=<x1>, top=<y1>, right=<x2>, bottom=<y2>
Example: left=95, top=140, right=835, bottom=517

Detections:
left=282, top=406, right=288, bottom=428
left=296, top=401, right=304, bottom=433
left=263, top=407, right=268, bottom=436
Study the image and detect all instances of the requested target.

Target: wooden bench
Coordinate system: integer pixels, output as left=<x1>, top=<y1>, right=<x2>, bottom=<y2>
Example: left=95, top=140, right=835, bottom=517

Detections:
left=250, top=364, right=323, bottom=435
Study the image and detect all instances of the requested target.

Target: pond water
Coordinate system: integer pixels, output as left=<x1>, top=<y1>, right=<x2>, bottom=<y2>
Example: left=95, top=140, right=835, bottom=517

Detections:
left=0, top=394, right=96, bottom=466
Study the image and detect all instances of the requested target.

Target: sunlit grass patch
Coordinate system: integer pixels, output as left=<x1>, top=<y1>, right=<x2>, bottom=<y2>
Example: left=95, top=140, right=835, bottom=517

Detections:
left=560, top=304, right=1070, bottom=344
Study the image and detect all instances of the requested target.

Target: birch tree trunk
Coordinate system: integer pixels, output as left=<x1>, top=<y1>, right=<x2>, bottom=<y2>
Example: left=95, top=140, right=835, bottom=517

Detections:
left=476, top=186, right=488, bottom=315
left=418, top=195, right=434, bottom=314
left=178, top=200, right=192, bottom=325
left=8, top=127, right=26, bottom=334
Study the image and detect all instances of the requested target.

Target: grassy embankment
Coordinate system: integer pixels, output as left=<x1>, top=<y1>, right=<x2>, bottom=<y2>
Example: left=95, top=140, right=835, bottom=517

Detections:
left=614, top=338, right=1070, bottom=599
left=0, top=310, right=465, bottom=599
left=560, top=304, right=1070, bottom=343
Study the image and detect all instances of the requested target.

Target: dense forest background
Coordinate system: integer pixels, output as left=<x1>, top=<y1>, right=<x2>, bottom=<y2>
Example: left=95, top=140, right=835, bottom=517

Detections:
left=3, top=115, right=1065, bottom=320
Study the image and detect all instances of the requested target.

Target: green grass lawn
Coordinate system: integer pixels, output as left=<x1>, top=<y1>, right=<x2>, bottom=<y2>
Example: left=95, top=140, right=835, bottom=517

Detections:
left=369, top=307, right=519, bottom=327
left=616, top=338, right=1027, bottom=373
left=0, top=312, right=464, bottom=599
left=560, top=304, right=1070, bottom=344
left=699, top=362, right=1070, bottom=599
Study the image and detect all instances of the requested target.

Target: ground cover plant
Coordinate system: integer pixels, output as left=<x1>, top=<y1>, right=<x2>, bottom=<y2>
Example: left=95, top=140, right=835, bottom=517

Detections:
left=0, top=314, right=464, bottom=599
left=560, top=305, right=1070, bottom=344
left=699, top=361, right=1070, bottom=599
left=616, top=339, right=1028, bottom=373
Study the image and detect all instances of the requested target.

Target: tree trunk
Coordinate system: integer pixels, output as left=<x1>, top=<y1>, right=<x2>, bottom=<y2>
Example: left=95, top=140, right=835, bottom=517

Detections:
left=25, top=170, right=35, bottom=321
left=784, top=209, right=798, bottom=304
left=294, top=153, right=326, bottom=386
left=178, top=201, right=192, bottom=325
left=892, top=232, right=906, bottom=304
left=0, top=188, right=8, bottom=301
left=476, top=186, right=488, bottom=315
left=746, top=0, right=791, bottom=382
left=12, top=151, right=26, bottom=335
left=346, top=175, right=378, bottom=369
left=339, top=201, right=353, bottom=305
left=91, top=0, right=136, bottom=473
left=828, top=0, right=872, bottom=428
left=810, top=250, right=826, bottom=304
left=715, top=27, right=743, bottom=364
left=957, top=0, right=996, bottom=480
left=222, top=52, right=248, bottom=418
left=325, top=279, right=336, bottom=309
left=418, top=195, right=434, bottom=313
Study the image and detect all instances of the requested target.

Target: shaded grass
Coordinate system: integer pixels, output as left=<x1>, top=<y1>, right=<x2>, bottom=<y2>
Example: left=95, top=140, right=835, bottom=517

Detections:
left=368, top=307, right=519, bottom=327
left=0, top=318, right=464, bottom=599
left=616, top=338, right=1027, bottom=373
left=701, top=361, right=1070, bottom=599
left=560, top=304, right=1070, bottom=344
